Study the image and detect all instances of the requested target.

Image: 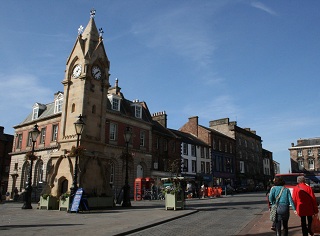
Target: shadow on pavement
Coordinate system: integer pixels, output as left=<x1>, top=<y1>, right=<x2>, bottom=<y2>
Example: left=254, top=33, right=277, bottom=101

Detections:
left=0, top=224, right=83, bottom=229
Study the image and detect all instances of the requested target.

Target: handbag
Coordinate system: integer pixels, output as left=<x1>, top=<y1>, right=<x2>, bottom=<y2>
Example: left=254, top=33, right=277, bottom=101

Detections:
left=311, top=214, right=320, bottom=233
left=270, top=187, right=284, bottom=222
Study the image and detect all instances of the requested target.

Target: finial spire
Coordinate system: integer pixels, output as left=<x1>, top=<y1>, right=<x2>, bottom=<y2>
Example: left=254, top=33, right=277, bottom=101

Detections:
left=78, top=25, right=84, bottom=35
left=99, top=28, right=104, bottom=37
left=90, top=8, right=96, bottom=18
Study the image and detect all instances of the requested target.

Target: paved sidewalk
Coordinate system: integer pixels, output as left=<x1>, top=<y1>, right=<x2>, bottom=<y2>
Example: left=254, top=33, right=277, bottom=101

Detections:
left=1, top=194, right=318, bottom=236
left=239, top=209, right=305, bottom=235
left=0, top=200, right=197, bottom=236
left=239, top=192, right=320, bottom=235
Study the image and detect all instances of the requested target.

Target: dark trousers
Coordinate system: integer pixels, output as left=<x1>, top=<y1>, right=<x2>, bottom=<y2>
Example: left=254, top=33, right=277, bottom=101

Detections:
left=275, top=214, right=289, bottom=236
left=301, top=215, right=313, bottom=236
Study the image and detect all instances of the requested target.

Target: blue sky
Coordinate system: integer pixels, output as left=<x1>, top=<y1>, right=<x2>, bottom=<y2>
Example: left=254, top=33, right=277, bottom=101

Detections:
left=0, top=1, right=319, bottom=174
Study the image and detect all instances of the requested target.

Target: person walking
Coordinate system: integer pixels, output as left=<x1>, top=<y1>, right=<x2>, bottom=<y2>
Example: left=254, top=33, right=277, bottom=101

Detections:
left=266, top=180, right=276, bottom=231
left=292, top=176, right=318, bottom=236
left=269, top=176, right=296, bottom=236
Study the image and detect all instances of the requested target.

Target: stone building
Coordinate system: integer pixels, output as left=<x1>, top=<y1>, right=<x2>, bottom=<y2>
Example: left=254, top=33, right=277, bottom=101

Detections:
left=209, top=118, right=266, bottom=189
left=105, top=79, right=154, bottom=196
left=180, top=116, right=236, bottom=187
left=0, top=126, right=13, bottom=198
left=151, top=112, right=182, bottom=185
left=262, top=148, right=274, bottom=184
left=7, top=11, right=154, bottom=202
left=170, top=129, right=211, bottom=185
left=8, top=93, right=62, bottom=200
left=289, top=137, right=320, bottom=173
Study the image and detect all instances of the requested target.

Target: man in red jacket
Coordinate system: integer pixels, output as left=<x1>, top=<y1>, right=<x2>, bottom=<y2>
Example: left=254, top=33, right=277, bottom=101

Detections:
left=292, top=176, right=319, bottom=236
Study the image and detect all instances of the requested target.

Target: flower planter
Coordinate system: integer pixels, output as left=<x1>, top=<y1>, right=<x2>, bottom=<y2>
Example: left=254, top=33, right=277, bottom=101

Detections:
left=59, top=197, right=70, bottom=211
left=165, top=192, right=184, bottom=210
left=87, top=196, right=114, bottom=209
left=39, top=196, right=59, bottom=210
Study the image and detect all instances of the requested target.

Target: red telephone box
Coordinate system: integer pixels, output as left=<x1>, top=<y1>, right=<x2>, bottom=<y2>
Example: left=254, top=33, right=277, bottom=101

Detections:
left=134, top=178, right=146, bottom=201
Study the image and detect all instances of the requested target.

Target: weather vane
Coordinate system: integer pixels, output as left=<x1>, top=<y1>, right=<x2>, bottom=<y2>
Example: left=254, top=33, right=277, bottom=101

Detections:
left=78, top=25, right=84, bottom=35
left=90, top=8, right=96, bottom=18
left=99, top=28, right=104, bottom=37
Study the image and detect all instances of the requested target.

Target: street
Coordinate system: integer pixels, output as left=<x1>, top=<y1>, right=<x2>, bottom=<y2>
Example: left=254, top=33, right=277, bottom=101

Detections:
left=0, top=192, right=269, bottom=236
left=127, top=193, right=267, bottom=236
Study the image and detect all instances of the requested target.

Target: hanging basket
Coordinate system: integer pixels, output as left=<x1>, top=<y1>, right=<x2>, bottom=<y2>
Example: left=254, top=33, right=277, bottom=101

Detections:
left=69, top=146, right=86, bottom=157
left=25, top=151, right=37, bottom=161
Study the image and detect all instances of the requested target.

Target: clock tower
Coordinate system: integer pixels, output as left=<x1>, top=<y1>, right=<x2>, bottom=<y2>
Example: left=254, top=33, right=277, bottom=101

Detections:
left=60, top=9, right=110, bottom=152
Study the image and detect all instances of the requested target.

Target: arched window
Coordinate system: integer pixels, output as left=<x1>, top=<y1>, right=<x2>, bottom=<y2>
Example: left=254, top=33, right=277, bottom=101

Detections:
left=71, top=103, right=75, bottom=113
left=92, top=105, right=96, bottom=114
left=60, top=179, right=68, bottom=194
left=46, top=159, right=53, bottom=176
left=21, top=161, right=30, bottom=190
left=34, top=160, right=44, bottom=186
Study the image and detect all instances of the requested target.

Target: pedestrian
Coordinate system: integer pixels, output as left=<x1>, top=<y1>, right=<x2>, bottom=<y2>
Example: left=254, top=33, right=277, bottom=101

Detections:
left=292, top=176, right=318, bottom=236
left=186, top=182, right=193, bottom=198
left=269, top=176, right=296, bottom=236
left=13, top=187, right=19, bottom=201
left=266, top=179, right=276, bottom=231
left=5, top=192, right=10, bottom=201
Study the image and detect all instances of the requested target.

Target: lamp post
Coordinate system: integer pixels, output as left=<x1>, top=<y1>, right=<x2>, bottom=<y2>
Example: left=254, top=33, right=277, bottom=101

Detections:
left=122, top=126, right=132, bottom=207
left=22, top=124, right=40, bottom=209
left=69, top=114, right=85, bottom=210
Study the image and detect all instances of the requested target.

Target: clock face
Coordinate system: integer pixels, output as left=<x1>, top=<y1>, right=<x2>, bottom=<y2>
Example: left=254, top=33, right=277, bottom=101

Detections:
left=92, top=66, right=102, bottom=80
left=72, top=64, right=82, bottom=78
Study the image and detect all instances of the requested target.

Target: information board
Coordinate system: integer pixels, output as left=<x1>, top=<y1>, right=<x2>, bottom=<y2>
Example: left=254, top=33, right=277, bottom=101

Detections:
left=70, top=188, right=83, bottom=212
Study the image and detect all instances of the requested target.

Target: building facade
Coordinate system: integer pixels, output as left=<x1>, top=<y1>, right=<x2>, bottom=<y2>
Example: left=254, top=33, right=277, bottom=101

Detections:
left=262, top=148, right=274, bottom=184
left=170, top=129, right=211, bottom=185
left=289, top=137, right=320, bottom=173
left=179, top=116, right=236, bottom=187
left=0, top=126, right=13, bottom=198
left=150, top=112, right=181, bottom=185
left=7, top=11, right=155, bottom=201
left=209, top=118, right=268, bottom=189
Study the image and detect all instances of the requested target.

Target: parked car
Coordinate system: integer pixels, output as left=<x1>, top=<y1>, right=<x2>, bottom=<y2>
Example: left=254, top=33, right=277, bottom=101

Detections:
left=310, top=183, right=320, bottom=193
left=235, top=185, right=248, bottom=193
left=255, top=184, right=265, bottom=192
left=221, top=185, right=235, bottom=195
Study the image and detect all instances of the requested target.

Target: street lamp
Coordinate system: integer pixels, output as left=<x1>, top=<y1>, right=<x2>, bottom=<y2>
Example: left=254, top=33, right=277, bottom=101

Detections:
left=69, top=114, right=85, bottom=210
left=122, top=126, right=132, bottom=207
left=22, top=124, right=40, bottom=209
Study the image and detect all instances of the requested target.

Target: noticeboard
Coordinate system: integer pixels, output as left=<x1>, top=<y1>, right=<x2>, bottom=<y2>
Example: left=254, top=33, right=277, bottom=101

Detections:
left=70, top=188, right=83, bottom=212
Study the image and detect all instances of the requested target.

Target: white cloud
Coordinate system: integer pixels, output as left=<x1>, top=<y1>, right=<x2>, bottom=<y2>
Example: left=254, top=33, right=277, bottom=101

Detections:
left=251, top=2, right=277, bottom=15
left=0, top=74, right=52, bottom=109
left=0, top=74, right=54, bottom=133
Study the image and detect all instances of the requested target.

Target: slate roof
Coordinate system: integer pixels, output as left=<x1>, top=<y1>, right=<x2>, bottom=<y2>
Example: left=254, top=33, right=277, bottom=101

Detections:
left=152, top=121, right=178, bottom=139
left=199, top=124, right=235, bottom=140
left=295, top=138, right=320, bottom=147
left=169, top=129, right=209, bottom=147
left=15, top=101, right=59, bottom=128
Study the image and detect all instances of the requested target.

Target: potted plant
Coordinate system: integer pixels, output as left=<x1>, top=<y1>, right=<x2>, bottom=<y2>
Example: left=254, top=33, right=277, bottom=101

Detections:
left=39, top=194, right=59, bottom=210
left=162, top=178, right=185, bottom=210
left=59, top=192, right=70, bottom=211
